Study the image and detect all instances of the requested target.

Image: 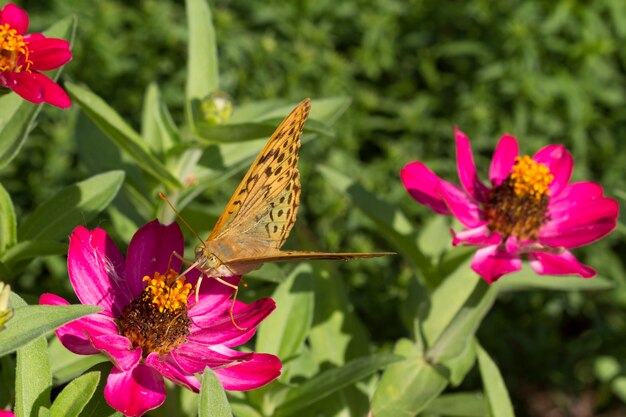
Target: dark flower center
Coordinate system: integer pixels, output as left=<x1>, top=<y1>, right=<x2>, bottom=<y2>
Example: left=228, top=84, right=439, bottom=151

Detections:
left=0, top=23, right=31, bottom=72
left=484, top=156, right=553, bottom=241
left=117, top=270, right=192, bottom=356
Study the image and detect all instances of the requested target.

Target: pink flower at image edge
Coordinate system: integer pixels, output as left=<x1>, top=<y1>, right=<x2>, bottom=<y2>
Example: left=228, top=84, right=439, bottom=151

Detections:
left=0, top=3, right=71, bottom=108
left=401, top=128, right=618, bottom=283
left=41, top=220, right=281, bottom=417
left=0, top=410, right=14, bottom=417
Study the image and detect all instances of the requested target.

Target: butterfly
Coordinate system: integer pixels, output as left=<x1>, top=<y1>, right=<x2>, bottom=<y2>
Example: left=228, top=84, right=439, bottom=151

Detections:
left=166, top=98, right=393, bottom=324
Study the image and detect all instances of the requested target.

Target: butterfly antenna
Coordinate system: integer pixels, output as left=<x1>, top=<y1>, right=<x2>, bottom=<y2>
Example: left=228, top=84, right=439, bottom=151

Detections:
left=159, top=193, right=204, bottom=245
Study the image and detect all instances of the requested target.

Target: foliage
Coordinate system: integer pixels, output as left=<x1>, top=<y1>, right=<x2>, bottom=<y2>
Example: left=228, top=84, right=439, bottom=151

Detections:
left=0, top=0, right=625, bottom=416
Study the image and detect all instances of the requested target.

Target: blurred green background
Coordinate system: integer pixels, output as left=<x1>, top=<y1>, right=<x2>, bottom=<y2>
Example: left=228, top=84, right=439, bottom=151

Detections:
left=5, top=0, right=626, bottom=415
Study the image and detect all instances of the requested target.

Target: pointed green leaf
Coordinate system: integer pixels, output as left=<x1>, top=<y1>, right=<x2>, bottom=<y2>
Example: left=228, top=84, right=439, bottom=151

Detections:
left=141, top=83, right=177, bottom=155
left=15, top=337, right=50, bottom=417
left=1, top=240, right=67, bottom=269
left=274, top=353, right=401, bottom=417
left=19, top=171, right=125, bottom=241
left=198, top=368, right=233, bottom=417
left=0, top=16, right=75, bottom=169
left=50, top=372, right=100, bottom=417
left=423, top=392, right=487, bottom=417
left=371, top=339, right=448, bottom=417
left=50, top=337, right=107, bottom=385
left=497, top=265, right=614, bottom=291
left=0, top=182, right=16, bottom=254
left=477, top=344, right=515, bottom=417
left=65, top=83, right=181, bottom=189
left=256, top=264, right=314, bottom=362
left=79, top=363, right=123, bottom=417
left=0, top=301, right=101, bottom=356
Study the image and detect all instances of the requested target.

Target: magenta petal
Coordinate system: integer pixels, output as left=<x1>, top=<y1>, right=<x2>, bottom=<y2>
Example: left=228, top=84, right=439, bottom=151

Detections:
left=5, top=71, right=71, bottom=108
left=489, top=134, right=518, bottom=186
left=541, top=196, right=618, bottom=248
left=125, top=220, right=185, bottom=298
left=532, top=145, right=572, bottom=196
left=455, top=128, right=489, bottom=202
left=452, top=225, right=501, bottom=246
left=214, top=353, right=281, bottom=391
left=528, top=250, right=595, bottom=278
left=68, top=226, right=131, bottom=317
left=0, top=410, right=14, bottom=417
left=91, top=335, right=141, bottom=371
left=105, top=365, right=165, bottom=417
left=550, top=182, right=603, bottom=205
left=40, top=293, right=118, bottom=355
left=436, top=181, right=485, bottom=228
left=172, top=343, right=252, bottom=374
left=471, top=245, right=522, bottom=283
left=145, top=353, right=201, bottom=392
left=188, top=275, right=240, bottom=319
left=189, top=298, right=275, bottom=346
left=400, top=161, right=452, bottom=215
left=26, top=36, right=72, bottom=70
left=0, top=4, right=29, bottom=34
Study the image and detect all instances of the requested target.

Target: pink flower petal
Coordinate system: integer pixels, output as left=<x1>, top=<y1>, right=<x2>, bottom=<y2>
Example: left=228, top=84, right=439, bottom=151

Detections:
left=455, top=128, right=489, bottom=202
left=91, top=334, right=142, bottom=372
left=214, top=353, right=281, bottom=391
left=4, top=71, right=71, bottom=108
left=145, top=353, right=201, bottom=392
left=188, top=298, right=275, bottom=346
left=452, top=225, right=501, bottom=246
left=541, top=196, right=618, bottom=248
left=172, top=343, right=252, bottom=374
left=436, top=181, right=486, bottom=228
left=489, top=134, right=518, bottom=186
left=125, top=220, right=185, bottom=298
left=68, top=226, right=131, bottom=317
left=104, top=365, right=166, bottom=417
left=550, top=182, right=603, bottom=205
left=0, top=4, right=29, bottom=34
left=0, top=410, right=15, bottom=417
left=25, top=35, right=72, bottom=71
left=471, top=245, right=522, bottom=283
left=532, top=145, right=572, bottom=196
left=40, top=293, right=119, bottom=355
left=528, top=250, right=595, bottom=278
left=188, top=275, right=240, bottom=319
left=400, top=161, right=452, bottom=215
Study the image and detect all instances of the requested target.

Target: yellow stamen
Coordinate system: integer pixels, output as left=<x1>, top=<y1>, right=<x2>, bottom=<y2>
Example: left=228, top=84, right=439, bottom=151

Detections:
left=509, top=155, right=554, bottom=200
left=0, top=23, right=31, bottom=72
left=142, top=269, right=192, bottom=313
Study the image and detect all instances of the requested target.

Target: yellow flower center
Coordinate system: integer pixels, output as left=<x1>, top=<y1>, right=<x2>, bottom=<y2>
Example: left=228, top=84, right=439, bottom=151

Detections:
left=509, top=155, right=554, bottom=200
left=0, top=23, right=31, bottom=72
left=118, top=270, right=192, bottom=355
left=484, top=155, right=553, bottom=241
left=142, top=270, right=192, bottom=313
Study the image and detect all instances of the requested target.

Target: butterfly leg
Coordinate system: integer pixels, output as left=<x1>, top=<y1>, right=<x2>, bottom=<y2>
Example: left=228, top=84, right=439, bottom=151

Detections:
left=212, top=276, right=247, bottom=331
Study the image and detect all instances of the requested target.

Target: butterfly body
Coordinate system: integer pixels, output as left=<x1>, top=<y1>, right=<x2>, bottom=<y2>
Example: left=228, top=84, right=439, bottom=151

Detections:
left=184, top=98, right=392, bottom=290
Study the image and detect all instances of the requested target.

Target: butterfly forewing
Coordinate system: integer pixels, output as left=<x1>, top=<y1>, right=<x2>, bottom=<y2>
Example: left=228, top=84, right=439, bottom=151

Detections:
left=207, top=99, right=310, bottom=252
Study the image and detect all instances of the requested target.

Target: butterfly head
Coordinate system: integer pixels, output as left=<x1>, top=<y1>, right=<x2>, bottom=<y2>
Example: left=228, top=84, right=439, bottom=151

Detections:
left=194, top=243, right=222, bottom=271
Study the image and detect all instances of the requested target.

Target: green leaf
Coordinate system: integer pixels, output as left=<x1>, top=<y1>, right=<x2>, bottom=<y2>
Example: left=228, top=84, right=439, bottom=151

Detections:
left=274, top=353, right=401, bottom=417
left=0, top=181, right=16, bottom=254
left=1, top=241, right=67, bottom=270
left=317, top=165, right=430, bottom=276
left=256, top=264, right=314, bottom=362
left=141, top=83, right=177, bottom=156
left=0, top=302, right=101, bottom=357
left=0, top=16, right=75, bottom=169
left=423, top=392, right=487, bottom=416
left=186, top=0, right=219, bottom=127
left=497, top=265, right=614, bottom=291
left=19, top=171, right=125, bottom=241
left=50, top=372, right=100, bottom=417
left=370, top=339, right=448, bottom=417
left=477, top=343, right=515, bottom=417
left=65, top=83, right=181, bottom=189
left=80, top=363, right=123, bottom=417
left=49, top=337, right=107, bottom=385
left=230, top=403, right=263, bottom=417
left=198, top=368, right=233, bottom=417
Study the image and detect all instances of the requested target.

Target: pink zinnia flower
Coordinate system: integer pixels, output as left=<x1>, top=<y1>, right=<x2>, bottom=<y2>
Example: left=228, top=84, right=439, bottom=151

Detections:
left=0, top=410, right=14, bottom=417
left=401, top=128, right=618, bottom=283
left=0, top=3, right=71, bottom=108
left=40, top=220, right=280, bottom=417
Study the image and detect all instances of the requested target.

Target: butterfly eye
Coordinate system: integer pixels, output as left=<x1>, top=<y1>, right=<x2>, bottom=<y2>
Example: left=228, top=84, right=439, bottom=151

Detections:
left=194, top=244, right=204, bottom=258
